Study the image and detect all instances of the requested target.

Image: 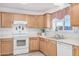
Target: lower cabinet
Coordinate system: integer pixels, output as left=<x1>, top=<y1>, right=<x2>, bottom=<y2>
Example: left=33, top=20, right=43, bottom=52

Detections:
left=0, top=38, right=13, bottom=56
left=29, top=37, right=40, bottom=52
left=39, top=38, right=57, bottom=56
left=0, top=40, right=1, bottom=55
left=39, top=38, right=47, bottom=55
left=47, top=40, right=57, bottom=56
left=57, top=42, right=72, bottom=56
left=72, top=46, right=79, bottom=56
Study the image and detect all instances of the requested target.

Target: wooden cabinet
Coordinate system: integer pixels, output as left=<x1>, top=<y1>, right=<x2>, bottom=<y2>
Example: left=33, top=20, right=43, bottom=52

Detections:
left=1, top=38, right=13, bottom=56
left=44, top=14, right=51, bottom=28
left=29, top=37, right=40, bottom=52
left=37, top=15, right=44, bottom=28
left=0, top=40, right=1, bottom=56
left=2, top=12, right=13, bottom=28
left=39, top=38, right=44, bottom=53
left=40, top=38, right=47, bottom=55
left=47, top=40, right=57, bottom=56
left=27, top=15, right=44, bottom=28
left=27, top=15, right=37, bottom=28
left=73, top=46, right=79, bottom=56
left=13, top=14, right=26, bottom=21
left=70, top=4, right=79, bottom=26
left=40, top=38, right=57, bottom=56
left=0, top=12, right=1, bottom=28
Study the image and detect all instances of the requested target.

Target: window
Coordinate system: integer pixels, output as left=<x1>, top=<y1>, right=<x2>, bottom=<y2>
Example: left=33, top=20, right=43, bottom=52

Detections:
left=52, top=18, right=64, bottom=31
left=64, top=15, right=71, bottom=30
left=52, top=14, right=71, bottom=31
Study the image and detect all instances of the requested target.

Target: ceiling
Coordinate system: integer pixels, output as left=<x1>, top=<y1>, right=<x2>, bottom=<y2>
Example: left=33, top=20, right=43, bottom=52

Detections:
left=0, top=3, right=70, bottom=15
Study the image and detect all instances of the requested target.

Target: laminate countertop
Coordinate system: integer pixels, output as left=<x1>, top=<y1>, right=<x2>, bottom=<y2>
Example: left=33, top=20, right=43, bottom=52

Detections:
left=0, top=35, right=79, bottom=46
left=39, top=36, right=79, bottom=46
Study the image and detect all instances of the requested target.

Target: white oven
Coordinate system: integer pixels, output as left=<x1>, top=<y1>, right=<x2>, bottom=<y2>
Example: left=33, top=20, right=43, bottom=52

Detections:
left=13, top=35, right=29, bottom=55
left=14, top=36, right=29, bottom=49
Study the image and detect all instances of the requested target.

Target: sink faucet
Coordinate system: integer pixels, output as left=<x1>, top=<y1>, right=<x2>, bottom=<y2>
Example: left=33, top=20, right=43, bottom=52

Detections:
left=55, top=33, right=64, bottom=39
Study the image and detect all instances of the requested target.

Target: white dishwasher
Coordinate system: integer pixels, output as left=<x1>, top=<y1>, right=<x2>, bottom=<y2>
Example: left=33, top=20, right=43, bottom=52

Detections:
left=57, top=42, right=72, bottom=56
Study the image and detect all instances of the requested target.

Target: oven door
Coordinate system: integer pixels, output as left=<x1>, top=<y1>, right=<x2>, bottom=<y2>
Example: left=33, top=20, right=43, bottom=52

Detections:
left=14, top=37, right=29, bottom=50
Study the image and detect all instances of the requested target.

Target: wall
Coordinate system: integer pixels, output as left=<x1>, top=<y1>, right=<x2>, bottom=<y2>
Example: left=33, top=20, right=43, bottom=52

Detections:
left=0, top=28, right=12, bottom=36
left=26, top=28, right=41, bottom=37
left=0, top=28, right=41, bottom=37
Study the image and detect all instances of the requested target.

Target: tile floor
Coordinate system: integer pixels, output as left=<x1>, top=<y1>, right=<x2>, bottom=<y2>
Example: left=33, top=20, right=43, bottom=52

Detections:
left=15, top=52, right=45, bottom=56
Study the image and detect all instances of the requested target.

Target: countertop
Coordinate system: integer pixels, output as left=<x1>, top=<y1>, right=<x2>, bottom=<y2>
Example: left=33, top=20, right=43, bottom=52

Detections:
left=40, top=36, right=79, bottom=46
left=0, top=35, right=79, bottom=46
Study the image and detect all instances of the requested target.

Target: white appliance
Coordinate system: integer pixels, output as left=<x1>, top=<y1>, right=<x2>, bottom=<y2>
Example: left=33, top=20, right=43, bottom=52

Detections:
left=57, top=42, right=72, bottom=56
left=13, top=21, right=29, bottom=55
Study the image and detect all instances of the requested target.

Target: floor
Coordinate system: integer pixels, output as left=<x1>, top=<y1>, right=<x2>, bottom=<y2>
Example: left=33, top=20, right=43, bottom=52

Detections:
left=15, top=52, right=45, bottom=56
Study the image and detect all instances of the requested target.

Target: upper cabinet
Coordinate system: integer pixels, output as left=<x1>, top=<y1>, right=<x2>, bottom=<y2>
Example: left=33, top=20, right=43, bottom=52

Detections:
left=37, top=15, right=44, bottom=28
left=27, top=15, right=37, bottom=28
left=27, top=15, right=44, bottom=28
left=2, top=12, right=14, bottom=28
left=70, top=4, right=79, bottom=26
left=13, top=14, right=26, bottom=21
left=44, top=14, right=51, bottom=28
left=1, top=13, right=27, bottom=28
left=0, top=12, right=1, bottom=28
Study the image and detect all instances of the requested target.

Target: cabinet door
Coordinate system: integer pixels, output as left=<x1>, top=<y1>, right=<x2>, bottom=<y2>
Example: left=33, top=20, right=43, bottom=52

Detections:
left=71, top=4, right=79, bottom=26
left=40, top=38, right=57, bottom=56
left=27, top=15, right=44, bottom=28
left=42, top=39, right=47, bottom=55
left=27, top=15, right=38, bottom=28
left=40, top=38, right=48, bottom=55
left=1, top=39, right=13, bottom=56
left=2, top=12, right=13, bottom=28
left=44, top=14, right=51, bottom=28
left=47, top=40, right=57, bottom=56
left=0, top=12, right=1, bottom=28
left=73, top=46, right=79, bottom=56
left=13, top=14, right=26, bottom=21
left=37, top=15, right=44, bottom=28
left=39, top=38, right=44, bottom=52
left=29, top=37, right=39, bottom=52
left=57, top=42, right=72, bottom=56
left=0, top=40, right=1, bottom=56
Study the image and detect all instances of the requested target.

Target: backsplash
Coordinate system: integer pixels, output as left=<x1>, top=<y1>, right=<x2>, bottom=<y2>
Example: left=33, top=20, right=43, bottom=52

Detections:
left=0, top=27, right=79, bottom=39
left=0, top=28, right=41, bottom=36
left=0, top=28, right=12, bottom=35
left=26, top=28, right=41, bottom=36
left=45, top=29, right=79, bottom=39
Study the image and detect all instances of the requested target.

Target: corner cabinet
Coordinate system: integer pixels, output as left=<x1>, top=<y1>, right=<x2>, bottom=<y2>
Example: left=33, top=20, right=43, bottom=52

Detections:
left=29, top=37, right=40, bottom=52
left=44, top=14, right=51, bottom=28
left=40, top=38, right=47, bottom=55
left=39, top=38, right=57, bottom=56
left=2, top=12, right=14, bottom=28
